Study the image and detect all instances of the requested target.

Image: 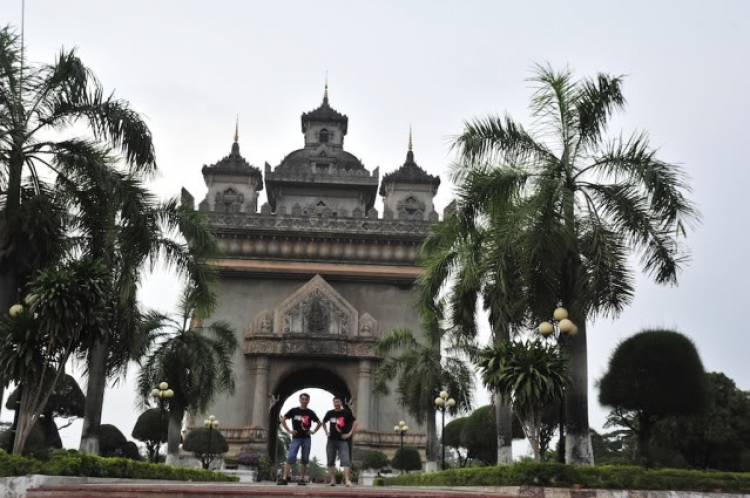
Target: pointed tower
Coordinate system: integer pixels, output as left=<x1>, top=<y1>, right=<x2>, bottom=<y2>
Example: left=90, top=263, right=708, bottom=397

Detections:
left=198, top=121, right=263, bottom=213
left=264, top=85, right=378, bottom=214
left=380, top=129, right=441, bottom=221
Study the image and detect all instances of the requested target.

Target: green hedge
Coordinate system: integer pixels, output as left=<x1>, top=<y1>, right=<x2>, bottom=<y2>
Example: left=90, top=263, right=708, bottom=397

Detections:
left=374, top=462, right=750, bottom=493
left=0, top=450, right=237, bottom=482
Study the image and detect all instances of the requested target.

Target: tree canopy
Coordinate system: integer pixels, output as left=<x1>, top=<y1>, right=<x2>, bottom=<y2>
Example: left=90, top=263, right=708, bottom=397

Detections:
left=599, top=329, right=710, bottom=466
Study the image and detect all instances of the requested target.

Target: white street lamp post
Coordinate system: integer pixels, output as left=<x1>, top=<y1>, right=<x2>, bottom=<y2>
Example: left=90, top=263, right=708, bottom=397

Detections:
left=203, top=415, right=219, bottom=469
left=150, top=382, right=174, bottom=461
left=394, top=421, right=408, bottom=473
left=434, top=391, right=456, bottom=471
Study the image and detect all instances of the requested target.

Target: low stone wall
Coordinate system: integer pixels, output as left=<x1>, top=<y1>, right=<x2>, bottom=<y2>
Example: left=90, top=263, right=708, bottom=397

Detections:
left=0, top=476, right=179, bottom=498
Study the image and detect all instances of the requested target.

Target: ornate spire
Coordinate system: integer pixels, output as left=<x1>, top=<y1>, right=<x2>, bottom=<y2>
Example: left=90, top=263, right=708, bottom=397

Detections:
left=231, top=116, right=240, bottom=155
left=323, top=71, right=329, bottom=104
left=406, top=125, right=414, bottom=163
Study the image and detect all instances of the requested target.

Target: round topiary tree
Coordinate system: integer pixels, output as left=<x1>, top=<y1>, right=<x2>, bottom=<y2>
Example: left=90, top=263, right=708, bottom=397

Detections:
left=460, top=406, right=496, bottom=465
left=359, top=449, right=390, bottom=470
left=442, top=417, right=468, bottom=467
left=183, top=427, right=228, bottom=469
left=391, top=445, right=422, bottom=473
left=121, top=441, right=142, bottom=460
left=132, top=408, right=169, bottom=463
left=99, top=424, right=128, bottom=457
left=598, top=329, right=710, bottom=467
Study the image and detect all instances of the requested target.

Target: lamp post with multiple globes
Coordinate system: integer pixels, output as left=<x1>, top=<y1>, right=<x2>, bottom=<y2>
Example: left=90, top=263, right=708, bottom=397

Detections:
left=393, top=421, right=408, bottom=473
left=204, top=415, right=219, bottom=469
left=150, top=382, right=174, bottom=459
left=434, top=391, right=456, bottom=471
left=537, top=307, right=577, bottom=463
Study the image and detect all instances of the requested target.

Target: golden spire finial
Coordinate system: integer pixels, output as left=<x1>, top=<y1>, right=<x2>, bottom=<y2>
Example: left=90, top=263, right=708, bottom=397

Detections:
left=234, top=115, right=239, bottom=143
left=408, top=125, right=413, bottom=151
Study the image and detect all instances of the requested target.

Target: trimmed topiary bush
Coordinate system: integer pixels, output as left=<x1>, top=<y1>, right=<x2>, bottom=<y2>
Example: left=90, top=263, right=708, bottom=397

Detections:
left=359, top=449, right=390, bottom=470
left=99, top=424, right=127, bottom=458
left=132, top=408, right=168, bottom=463
left=183, top=427, right=228, bottom=469
left=599, top=329, right=710, bottom=467
left=391, top=445, right=421, bottom=472
left=121, top=441, right=141, bottom=461
left=460, top=405, right=496, bottom=465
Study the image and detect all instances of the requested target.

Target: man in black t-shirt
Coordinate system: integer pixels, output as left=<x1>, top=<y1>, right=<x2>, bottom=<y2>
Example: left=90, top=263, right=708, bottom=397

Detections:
left=323, top=396, right=357, bottom=487
left=278, top=393, right=322, bottom=485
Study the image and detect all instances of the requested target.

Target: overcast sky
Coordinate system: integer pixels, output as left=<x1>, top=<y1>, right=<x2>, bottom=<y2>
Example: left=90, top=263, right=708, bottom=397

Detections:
left=1, top=0, right=749, bottom=463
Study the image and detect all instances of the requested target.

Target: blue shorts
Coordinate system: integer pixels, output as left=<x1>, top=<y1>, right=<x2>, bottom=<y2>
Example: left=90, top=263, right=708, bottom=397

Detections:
left=286, top=437, right=312, bottom=465
left=326, top=439, right=351, bottom=467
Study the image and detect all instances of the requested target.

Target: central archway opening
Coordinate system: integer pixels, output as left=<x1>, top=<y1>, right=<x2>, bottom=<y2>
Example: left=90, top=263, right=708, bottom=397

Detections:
left=268, top=367, right=352, bottom=466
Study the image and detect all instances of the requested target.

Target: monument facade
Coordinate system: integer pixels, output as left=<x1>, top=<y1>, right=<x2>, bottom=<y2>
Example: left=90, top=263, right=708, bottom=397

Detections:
left=182, top=88, right=443, bottom=461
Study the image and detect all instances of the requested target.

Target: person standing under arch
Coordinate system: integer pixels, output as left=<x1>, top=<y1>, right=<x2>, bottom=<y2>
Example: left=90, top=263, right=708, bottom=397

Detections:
left=323, top=396, right=357, bottom=487
left=278, top=393, right=322, bottom=485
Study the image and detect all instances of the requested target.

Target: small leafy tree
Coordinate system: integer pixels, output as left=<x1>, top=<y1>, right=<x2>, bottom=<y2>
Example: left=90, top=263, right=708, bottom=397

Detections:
left=122, top=441, right=141, bottom=460
left=391, top=445, right=422, bottom=472
left=478, top=340, right=570, bottom=461
left=132, top=408, right=168, bottom=463
left=598, top=329, right=710, bottom=467
left=0, top=259, right=109, bottom=454
left=183, top=427, right=228, bottom=469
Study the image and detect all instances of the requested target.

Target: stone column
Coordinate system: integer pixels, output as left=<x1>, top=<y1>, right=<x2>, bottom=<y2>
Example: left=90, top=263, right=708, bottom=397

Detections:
left=356, top=360, right=373, bottom=430
left=250, top=356, right=270, bottom=428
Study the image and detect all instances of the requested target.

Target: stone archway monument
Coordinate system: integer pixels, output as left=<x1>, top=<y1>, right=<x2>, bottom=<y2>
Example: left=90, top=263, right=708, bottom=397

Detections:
left=182, top=88, right=443, bottom=461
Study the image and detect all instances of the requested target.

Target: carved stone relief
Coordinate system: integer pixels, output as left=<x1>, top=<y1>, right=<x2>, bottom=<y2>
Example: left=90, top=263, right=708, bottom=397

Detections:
left=245, top=309, right=274, bottom=337
left=274, top=275, right=358, bottom=337
left=358, top=312, right=378, bottom=337
left=397, top=195, right=426, bottom=221
left=215, top=187, right=244, bottom=213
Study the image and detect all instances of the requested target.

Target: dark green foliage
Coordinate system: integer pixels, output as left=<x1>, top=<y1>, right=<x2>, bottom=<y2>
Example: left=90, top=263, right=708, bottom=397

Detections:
left=6, top=374, right=85, bottom=420
left=254, top=453, right=273, bottom=481
left=591, top=429, right=636, bottom=465
left=391, top=445, right=422, bottom=472
left=599, top=329, right=710, bottom=466
left=376, top=462, right=750, bottom=493
left=460, top=406, right=496, bottom=465
left=358, top=449, right=390, bottom=470
left=182, top=428, right=228, bottom=469
left=99, top=424, right=127, bottom=458
left=442, top=417, right=467, bottom=467
left=650, top=372, right=750, bottom=471
left=0, top=421, right=51, bottom=457
left=131, top=408, right=168, bottom=463
left=0, top=450, right=236, bottom=481
left=122, top=441, right=141, bottom=461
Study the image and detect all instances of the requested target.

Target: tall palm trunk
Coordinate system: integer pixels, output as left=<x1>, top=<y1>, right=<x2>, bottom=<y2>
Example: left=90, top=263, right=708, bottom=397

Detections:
left=561, top=185, right=593, bottom=465
left=79, top=339, right=109, bottom=454
left=426, top=408, right=438, bottom=463
left=563, top=313, right=594, bottom=465
left=494, top=326, right=513, bottom=464
left=165, top=407, right=183, bottom=464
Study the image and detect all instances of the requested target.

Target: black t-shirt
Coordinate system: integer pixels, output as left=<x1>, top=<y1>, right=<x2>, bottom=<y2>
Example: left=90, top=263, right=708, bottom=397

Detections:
left=323, top=409, right=356, bottom=440
left=283, top=407, right=320, bottom=439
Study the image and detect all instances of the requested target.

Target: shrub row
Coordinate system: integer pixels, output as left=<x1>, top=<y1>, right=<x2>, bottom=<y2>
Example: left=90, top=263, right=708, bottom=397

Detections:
left=374, top=462, right=750, bottom=493
left=0, top=450, right=237, bottom=482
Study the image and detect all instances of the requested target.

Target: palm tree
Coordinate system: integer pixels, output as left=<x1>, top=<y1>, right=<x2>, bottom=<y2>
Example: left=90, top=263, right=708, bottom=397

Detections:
left=137, top=288, right=238, bottom=463
left=416, top=181, right=529, bottom=464
left=71, top=173, right=218, bottom=455
left=373, top=303, right=474, bottom=464
left=477, top=339, right=570, bottom=461
left=449, top=64, right=699, bottom=464
left=0, top=25, right=155, bottom=416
